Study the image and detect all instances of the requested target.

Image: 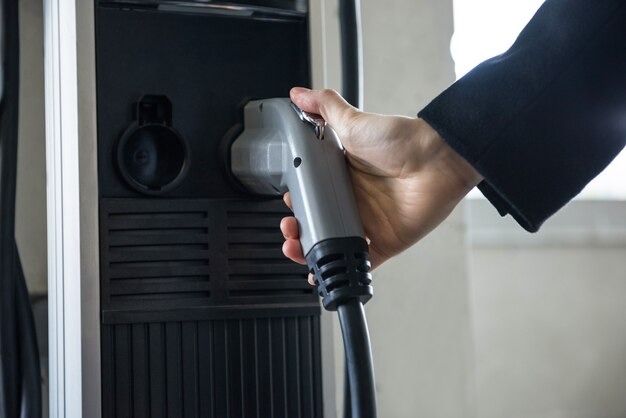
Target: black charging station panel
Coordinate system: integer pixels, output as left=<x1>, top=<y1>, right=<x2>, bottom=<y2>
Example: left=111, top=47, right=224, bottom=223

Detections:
left=95, top=2, right=323, bottom=416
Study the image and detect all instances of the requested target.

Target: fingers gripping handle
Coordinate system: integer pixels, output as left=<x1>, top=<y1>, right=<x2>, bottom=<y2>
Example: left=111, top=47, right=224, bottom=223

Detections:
left=230, top=98, right=373, bottom=309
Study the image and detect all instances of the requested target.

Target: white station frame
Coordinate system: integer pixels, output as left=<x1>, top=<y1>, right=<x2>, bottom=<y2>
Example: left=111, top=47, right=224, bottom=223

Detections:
left=44, top=1, right=343, bottom=416
left=44, top=0, right=100, bottom=416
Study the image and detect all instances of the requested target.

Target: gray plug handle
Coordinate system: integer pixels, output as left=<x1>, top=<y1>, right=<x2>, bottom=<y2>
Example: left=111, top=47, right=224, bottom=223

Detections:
left=231, top=98, right=364, bottom=257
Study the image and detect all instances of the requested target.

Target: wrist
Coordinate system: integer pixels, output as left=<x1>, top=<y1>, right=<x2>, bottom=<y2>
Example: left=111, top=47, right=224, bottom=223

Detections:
left=414, top=118, right=483, bottom=196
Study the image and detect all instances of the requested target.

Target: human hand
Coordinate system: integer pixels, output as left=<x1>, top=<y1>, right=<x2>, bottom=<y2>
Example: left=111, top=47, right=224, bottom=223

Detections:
left=280, top=88, right=482, bottom=282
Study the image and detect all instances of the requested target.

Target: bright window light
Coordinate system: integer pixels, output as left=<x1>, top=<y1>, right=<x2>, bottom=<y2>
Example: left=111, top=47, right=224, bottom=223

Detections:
left=452, top=0, right=625, bottom=200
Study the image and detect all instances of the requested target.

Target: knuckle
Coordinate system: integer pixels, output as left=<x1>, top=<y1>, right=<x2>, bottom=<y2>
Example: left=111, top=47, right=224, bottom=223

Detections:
left=320, top=88, right=339, bottom=99
left=339, top=107, right=360, bottom=137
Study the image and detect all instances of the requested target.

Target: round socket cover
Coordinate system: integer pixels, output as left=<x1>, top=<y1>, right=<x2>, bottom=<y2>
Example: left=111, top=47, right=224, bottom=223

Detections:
left=117, top=123, right=189, bottom=195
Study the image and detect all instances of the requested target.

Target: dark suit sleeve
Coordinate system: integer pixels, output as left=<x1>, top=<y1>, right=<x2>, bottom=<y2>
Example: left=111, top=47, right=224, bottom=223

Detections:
left=418, top=0, right=626, bottom=231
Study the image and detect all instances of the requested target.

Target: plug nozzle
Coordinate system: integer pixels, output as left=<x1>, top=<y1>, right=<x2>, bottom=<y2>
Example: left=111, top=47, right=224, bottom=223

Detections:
left=306, top=237, right=373, bottom=311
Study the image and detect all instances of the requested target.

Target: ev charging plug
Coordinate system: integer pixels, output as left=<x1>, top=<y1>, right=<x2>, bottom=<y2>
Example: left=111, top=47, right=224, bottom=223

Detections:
left=230, top=98, right=377, bottom=417
left=230, top=98, right=373, bottom=309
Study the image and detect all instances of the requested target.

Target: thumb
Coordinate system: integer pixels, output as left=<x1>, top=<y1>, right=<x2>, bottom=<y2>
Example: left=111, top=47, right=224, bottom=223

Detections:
left=290, top=87, right=357, bottom=135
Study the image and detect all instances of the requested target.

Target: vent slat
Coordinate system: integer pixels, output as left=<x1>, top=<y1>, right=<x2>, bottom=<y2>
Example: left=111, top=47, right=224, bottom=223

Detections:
left=228, top=280, right=310, bottom=291
left=228, top=248, right=285, bottom=259
left=105, top=199, right=209, bottom=214
left=109, top=217, right=209, bottom=231
left=109, top=233, right=208, bottom=247
left=229, top=274, right=306, bottom=282
left=228, top=258, right=292, bottom=265
left=111, top=281, right=211, bottom=296
left=228, top=232, right=283, bottom=244
left=226, top=215, right=284, bottom=228
left=109, top=211, right=206, bottom=219
left=110, top=276, right=209, bottom=284
left=109, top=249, right=209, bottom=263
left=110, top=298, right=212, bottom=310
left=229, top=263, right=305, bottom=275
left=229, top=290, right=314, bottom=298
left=109, top=265, right=211, bottom=280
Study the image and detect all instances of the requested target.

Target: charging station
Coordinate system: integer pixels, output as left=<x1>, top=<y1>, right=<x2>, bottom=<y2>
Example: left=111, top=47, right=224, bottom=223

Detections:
left=40, top=0, right=362, bottom=416
left=95, top=2, right=326, bottom=416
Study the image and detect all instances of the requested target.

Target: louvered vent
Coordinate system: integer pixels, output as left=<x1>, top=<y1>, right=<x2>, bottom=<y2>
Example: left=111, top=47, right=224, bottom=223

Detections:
left=101, top=199, right=319, bottom=322
left=227, top=203, right=315, bottom=302
left=102, top=316, right=323, bottom=418
left=101, top=199, right=212, bottom=311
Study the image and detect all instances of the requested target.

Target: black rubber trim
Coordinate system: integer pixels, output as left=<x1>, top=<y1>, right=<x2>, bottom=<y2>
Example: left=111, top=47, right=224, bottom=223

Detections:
left=306, top=236, right=372, bottom=311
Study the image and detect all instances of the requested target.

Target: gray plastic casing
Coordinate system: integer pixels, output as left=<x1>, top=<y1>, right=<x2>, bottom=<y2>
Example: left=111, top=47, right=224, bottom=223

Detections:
left=230, top=98, right=365, bottom=256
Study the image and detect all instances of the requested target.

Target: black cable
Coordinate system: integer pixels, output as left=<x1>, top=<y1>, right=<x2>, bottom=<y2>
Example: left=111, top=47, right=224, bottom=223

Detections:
left=337, top=299, right=376, bottom=418
left=16, top=245, right=42, bottom=418
left=343, top=360, right=352, bottom=418
left=338, top=1, right=365, bottom=415
left=338, top=0, right=363, bottom=109
left=0, top=0, right=42, bottom=416
left=0, top=0, right=23, bottom=415
left=307, top=237, right=376, bottom=418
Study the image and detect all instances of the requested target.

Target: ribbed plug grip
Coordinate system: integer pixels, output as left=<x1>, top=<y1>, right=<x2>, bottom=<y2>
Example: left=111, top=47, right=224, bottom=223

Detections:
left=306, top=237, right=373, bottom=311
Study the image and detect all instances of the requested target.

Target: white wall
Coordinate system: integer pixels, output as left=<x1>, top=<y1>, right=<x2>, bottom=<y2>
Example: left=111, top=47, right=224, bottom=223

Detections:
left=468, top=199, right=626, bottom=418
left=367, top=209, right=475, bottom=417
